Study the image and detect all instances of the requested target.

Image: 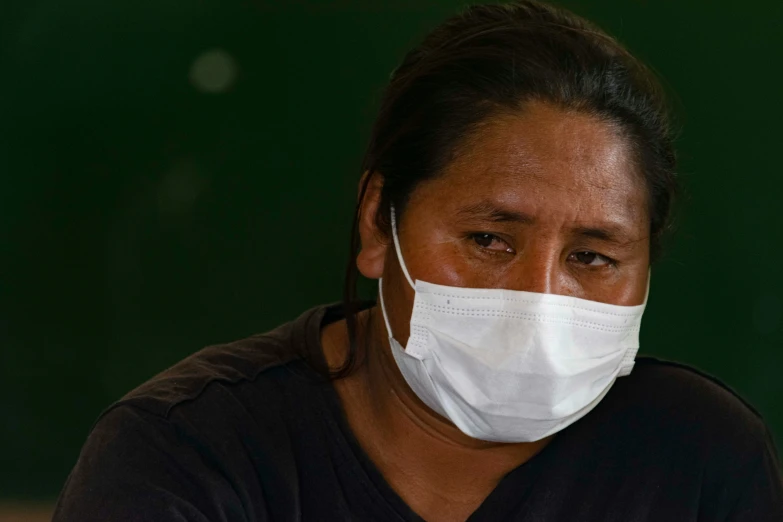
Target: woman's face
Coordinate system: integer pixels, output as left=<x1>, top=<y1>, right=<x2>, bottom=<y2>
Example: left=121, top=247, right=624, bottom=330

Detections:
left=358, top=101, right=651, bottom=343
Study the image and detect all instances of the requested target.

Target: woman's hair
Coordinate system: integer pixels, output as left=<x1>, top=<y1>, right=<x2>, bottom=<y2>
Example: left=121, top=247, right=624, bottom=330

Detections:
left=336, top=0, right=678, bottom=378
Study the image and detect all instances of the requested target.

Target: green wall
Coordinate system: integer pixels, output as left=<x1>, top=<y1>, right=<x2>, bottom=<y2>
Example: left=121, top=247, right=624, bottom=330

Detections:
left=2, top=0, right=781, bottom=500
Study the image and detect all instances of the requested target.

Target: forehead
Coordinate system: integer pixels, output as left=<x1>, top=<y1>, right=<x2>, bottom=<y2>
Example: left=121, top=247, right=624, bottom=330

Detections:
left=412, top=102, right=648, bottom=226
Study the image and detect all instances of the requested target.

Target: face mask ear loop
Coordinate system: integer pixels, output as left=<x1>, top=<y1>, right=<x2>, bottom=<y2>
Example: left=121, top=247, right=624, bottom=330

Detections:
left=390, top=205, right=415, bottom=290
left=643, top=268, right=652, bottom=305
left=378, top=277, right=395, bottom=339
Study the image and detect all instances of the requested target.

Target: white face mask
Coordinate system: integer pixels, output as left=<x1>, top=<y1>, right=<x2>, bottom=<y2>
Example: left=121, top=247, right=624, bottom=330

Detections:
left=378, top=206, right=648, bottom=443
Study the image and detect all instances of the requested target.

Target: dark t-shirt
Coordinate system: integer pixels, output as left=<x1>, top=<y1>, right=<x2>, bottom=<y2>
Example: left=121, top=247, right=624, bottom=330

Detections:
left=53, top=303, right=783, bottom=521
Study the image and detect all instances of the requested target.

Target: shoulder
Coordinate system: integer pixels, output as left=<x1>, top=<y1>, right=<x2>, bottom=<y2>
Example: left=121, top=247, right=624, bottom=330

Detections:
left=114, top=303, right=332, bottom=419
left=624, top=357, right=765, bottom=432
left=53, top=403, right=255, bottom=521
left=597, top=356, right=774, bottom=465
left=54, top=305, right=337, bottom=520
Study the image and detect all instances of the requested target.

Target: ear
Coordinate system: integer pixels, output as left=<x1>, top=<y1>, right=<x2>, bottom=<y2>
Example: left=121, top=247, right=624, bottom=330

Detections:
left=355, top=171, right=387, bottom=280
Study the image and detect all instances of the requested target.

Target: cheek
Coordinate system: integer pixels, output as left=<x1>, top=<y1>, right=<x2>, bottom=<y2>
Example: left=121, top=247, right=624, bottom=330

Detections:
left=402, top=230, right=470, bottom=287
left=586, top=268, right=649, bottom=306
left=625, top=269, right=650, bottom=306
left=405, top=232, right=516, bottom=289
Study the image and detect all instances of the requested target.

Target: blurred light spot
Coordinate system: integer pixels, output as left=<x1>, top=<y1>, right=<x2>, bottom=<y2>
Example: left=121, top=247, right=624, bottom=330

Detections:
left=157, top=160, right=208, bottom=217
left=752, top=294, right=781, bottom=335
left=189, top=49, right=238, bottom=93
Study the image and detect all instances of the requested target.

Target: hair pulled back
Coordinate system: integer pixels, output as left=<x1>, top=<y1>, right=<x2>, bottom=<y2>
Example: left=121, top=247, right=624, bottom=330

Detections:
left=337, top=0, right=678, bottom=378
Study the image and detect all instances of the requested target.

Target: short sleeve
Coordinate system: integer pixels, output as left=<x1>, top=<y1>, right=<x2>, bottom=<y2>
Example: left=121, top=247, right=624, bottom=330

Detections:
left=52, top=405, right=255, bottom=522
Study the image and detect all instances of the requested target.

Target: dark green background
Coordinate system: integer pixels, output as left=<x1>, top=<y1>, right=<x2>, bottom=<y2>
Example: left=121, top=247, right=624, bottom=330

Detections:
left=2, top=0, right=781, bottom=502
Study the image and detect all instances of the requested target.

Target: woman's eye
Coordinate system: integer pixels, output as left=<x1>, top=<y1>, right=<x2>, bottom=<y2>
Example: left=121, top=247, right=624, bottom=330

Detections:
left=570, top=251, right=614, bottom=267
left=470, top=233, right=513, bottom=253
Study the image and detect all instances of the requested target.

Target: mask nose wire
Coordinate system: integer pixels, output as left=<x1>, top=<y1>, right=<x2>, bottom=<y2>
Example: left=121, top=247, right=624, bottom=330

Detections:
left=390, top=205, right=416, bottom=289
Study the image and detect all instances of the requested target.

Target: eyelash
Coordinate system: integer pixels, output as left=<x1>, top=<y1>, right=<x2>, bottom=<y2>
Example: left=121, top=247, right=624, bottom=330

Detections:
left=468, top=233, right=514, bottom=256
left=568, top=251, right=617, bottom=269
left=467, top=232, right=618, bottom=268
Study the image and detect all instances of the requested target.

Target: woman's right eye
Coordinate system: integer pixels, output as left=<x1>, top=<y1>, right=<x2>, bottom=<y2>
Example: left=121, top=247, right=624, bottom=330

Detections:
left=469, top=233, right=514, bottom=254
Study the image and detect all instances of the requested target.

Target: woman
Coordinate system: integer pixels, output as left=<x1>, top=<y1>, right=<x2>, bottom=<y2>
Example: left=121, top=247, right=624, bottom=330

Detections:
left=54, top=1, right=782, bottom=520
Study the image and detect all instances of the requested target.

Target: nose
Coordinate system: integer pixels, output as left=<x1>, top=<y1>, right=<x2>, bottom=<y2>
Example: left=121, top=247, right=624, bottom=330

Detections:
left=507, top=246, right=558, bottom=295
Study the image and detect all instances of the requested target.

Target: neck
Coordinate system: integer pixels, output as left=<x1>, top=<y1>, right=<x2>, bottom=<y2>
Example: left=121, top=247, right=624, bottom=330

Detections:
left=322, top=305, right=553, bottom=509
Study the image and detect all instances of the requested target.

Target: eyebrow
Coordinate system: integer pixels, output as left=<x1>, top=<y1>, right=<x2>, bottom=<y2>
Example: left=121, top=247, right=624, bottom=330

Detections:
left=456, top=200, right=640, bottom=246
left=457, top=201, right=536, bottom=224
left=571, top=225, right=632, bottom=244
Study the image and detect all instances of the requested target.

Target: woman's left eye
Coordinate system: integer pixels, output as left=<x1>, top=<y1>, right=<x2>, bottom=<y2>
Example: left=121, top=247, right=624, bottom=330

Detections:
left=569, top=251, right=614, bottom=267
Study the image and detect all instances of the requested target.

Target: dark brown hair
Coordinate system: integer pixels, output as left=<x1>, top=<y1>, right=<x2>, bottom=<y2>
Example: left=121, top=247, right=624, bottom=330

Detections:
left=337, top=0, right=678, bottom=378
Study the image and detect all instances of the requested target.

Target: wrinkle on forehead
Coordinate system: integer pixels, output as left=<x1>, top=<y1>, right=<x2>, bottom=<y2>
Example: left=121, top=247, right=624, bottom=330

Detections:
left=433, top=101, right=648, bottom=228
